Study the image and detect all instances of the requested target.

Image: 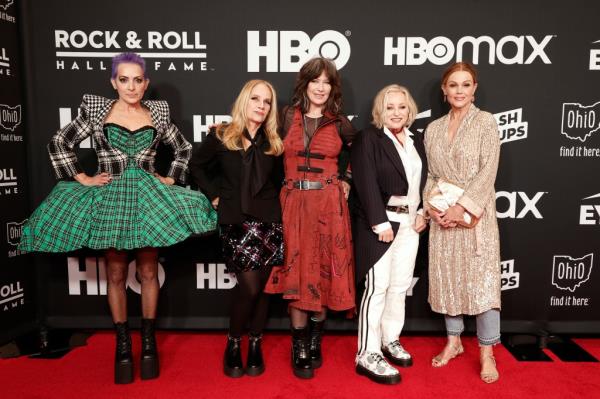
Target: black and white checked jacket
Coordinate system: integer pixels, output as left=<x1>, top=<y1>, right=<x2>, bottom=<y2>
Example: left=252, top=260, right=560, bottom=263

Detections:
left=48, top=94, right=192, bottom=183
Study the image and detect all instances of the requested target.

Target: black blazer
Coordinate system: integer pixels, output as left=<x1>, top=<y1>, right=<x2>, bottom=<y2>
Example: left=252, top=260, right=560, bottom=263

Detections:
left=350, top=125, right=427, bottom=280
left=189, top=128, right=283, bottom=225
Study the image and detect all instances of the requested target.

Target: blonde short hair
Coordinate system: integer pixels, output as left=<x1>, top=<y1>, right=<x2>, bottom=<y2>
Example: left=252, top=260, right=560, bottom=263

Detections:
left=371, top=84, right=418, bottom=129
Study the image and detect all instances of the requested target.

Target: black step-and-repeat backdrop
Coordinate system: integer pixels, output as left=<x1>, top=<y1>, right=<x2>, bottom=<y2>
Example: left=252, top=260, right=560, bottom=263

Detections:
left=14, top=0, right=600, bottom=333
left=0, top=0, right=36, bottom=344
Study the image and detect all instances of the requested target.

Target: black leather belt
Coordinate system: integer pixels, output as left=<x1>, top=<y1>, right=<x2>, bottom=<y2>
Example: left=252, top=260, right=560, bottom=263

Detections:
left=293, top=180, right=323, bottom=190
left=385, top=205, right=409, bottom=214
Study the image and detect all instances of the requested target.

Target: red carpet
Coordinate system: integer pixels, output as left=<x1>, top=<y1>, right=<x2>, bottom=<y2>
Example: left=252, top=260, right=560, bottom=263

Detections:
left=1, top=332, right=599, bottom=399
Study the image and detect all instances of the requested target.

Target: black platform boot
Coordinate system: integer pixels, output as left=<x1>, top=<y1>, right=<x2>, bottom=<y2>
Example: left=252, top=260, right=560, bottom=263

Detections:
left=223, top=335, right=244, bottom=378
left=246, top=333, right=265, bottom=377
left=291, top=326, right=314, bottom=379
left=114, top=321, right=133, bottom=384
left=140, top=318, right=159, bottom=380
left=309, top=318, right=324, bottom=368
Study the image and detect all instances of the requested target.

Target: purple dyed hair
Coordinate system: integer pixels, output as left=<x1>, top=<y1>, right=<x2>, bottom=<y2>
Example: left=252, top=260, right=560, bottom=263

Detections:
left=111, top=52, right=146, bottom=79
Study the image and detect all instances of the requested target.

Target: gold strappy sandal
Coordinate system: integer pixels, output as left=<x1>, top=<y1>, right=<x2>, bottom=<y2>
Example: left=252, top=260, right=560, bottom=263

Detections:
left=480, top=354, right=499, bottom=383
left=431, top=343, right=464, bottom=367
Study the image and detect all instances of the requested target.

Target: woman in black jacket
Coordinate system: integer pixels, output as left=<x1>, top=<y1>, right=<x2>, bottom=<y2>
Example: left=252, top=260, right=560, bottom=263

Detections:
left=189, top=79, right=284, bottom=378
left=351, top=84, right=427, bottom=385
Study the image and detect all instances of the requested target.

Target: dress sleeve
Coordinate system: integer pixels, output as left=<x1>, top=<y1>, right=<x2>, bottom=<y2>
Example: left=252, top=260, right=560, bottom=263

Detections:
left=338, top=115, right=357, bottom=145
left=457, top=113, right=501, bottom=218
left=278, top=105, right=295, bottom=139
left=160, top=116, right=193, bottom=184
left=47, top=97, right=93, bottom=179
left=188, top=129, right=222, bottom=201
left=422, top=124, right=437, bottom=212
left=337, top=115, right=357, bottom=181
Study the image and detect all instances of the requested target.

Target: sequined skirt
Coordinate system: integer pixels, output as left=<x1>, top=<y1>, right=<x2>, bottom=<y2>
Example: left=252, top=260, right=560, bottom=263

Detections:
left=220, top=220, right=284, bottom=273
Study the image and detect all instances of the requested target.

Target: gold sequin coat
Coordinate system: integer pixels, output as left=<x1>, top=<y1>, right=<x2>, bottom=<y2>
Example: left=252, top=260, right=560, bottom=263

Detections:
left=424, top=104, right=501, bottom=316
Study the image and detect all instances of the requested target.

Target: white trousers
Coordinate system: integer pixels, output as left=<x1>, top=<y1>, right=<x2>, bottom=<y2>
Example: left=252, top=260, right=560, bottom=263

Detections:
left=357, top=223, right=419, bottom=355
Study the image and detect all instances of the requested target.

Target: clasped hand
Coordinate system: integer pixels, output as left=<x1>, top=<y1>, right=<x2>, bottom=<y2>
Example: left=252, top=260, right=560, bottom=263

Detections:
left=428, top=205, right=465, bottom=228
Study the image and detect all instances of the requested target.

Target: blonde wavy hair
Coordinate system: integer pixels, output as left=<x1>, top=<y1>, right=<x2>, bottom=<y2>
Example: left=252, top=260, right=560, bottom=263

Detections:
left=217, top=80, right=283, bottom=155
left=371, top=84, right=418, bottom=129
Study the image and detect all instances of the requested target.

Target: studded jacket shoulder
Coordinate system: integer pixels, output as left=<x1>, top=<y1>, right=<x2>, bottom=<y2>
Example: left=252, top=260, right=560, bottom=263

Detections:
left=47, top=94, right=192, bottom=183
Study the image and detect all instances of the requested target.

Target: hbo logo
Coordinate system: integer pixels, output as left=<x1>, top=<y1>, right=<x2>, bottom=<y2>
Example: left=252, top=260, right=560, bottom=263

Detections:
left=247, top=30, right=351, bottom=72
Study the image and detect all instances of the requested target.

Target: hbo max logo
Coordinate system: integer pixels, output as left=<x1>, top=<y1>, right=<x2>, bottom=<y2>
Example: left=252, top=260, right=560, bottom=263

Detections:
left=247, top=30, right=351, bottom=72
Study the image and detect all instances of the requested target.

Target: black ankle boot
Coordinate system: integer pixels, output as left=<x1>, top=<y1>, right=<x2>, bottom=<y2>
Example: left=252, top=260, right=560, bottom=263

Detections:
left=223, top=335, right=244, bottom=378
left=140, top=318, right=159, bottom=380
left=114, top=321, right=133, bottom=384
left=246, top=333, right=265, bottom=377
left=309, top=319, right=324, bottom=368
left=291, top=326, right=313, bottom=379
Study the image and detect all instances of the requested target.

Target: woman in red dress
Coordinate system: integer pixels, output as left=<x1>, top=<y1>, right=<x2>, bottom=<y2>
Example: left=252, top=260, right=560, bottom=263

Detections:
left=265, top=57, right=356, bottom=379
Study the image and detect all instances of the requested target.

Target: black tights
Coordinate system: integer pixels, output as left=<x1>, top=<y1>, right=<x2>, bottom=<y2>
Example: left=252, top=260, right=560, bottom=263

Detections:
left=229, top=266, right=272, bottom=337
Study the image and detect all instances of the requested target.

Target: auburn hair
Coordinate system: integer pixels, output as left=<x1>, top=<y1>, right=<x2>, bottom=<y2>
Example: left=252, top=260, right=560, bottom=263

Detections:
left=441, top=61, right=478, bottom=86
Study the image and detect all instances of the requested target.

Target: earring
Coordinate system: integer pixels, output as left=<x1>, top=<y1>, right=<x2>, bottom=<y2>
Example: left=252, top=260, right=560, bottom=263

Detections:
left=443, top=94, right=447, bottom=103
left=472, top=96, right=475, bottom=103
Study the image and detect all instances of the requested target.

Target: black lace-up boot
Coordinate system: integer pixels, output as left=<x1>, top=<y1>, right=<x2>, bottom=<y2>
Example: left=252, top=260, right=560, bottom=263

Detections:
left=309, top=319, right=324, bottom=368
left=223, top=335, right=244, bottom=378
left=291, top=326, right=313, bottom=379
left=140, top=318, right=159, bottom=380
left=114, top=321, right=133, bottom=384
left=246, top=333, right=265, bottom=376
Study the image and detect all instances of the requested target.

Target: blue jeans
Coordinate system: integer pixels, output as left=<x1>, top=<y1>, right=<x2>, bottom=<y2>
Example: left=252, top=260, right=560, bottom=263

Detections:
left=445, top=309, right=500, bottom=346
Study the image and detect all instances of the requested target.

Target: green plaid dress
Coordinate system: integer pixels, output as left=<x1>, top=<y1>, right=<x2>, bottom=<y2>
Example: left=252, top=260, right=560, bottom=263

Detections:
left=19, top=124, right=217, bottom=252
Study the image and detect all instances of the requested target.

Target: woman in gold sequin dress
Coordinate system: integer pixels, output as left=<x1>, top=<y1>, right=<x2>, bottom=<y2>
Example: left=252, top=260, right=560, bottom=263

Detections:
left=423, top=62, right=501, bottom=383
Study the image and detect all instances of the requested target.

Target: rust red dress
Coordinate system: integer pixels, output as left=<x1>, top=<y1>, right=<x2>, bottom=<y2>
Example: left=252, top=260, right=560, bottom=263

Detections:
left=265, top=107, right=356, bottom=312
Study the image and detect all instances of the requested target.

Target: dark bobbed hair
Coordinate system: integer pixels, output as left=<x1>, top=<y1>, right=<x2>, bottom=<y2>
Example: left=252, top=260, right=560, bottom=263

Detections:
left=291, top=57, right=343, bottom=115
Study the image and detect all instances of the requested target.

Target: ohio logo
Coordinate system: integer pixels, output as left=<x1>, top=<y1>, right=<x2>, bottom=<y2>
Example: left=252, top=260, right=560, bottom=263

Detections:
left=580, top=193, right=600, bottom=225
left=0, top=104, right=21, bottom=131
left=561, top=101, right=600, bottom=142
left=0, top=0, right=15, bottom=23
left=384, top=35, right=554, bottom=65
left=6, top=220, right=26, bottom=246
left=501, top=259, right=519, bottom=291
left=0, top=0, right=13, bottom=10
left=590, top=40, right=600, bottom=71
left=67, top=257, right=166, bottom=295
left=552, top=253, right=593, bottom=293
left=494, top=108, right=528, bottom=144
left=193, top=114, right=232, bottom=142
left=496, top=191, right=546, bottom=219
left=247, top=30, right=351, bottom=72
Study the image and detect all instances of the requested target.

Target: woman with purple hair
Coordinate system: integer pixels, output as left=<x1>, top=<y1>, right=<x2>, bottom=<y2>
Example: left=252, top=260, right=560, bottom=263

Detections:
left=19, top=52, right=217, bottom=384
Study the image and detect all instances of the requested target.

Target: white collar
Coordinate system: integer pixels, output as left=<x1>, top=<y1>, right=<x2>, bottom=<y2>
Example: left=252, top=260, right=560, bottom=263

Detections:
left=383, top=126, right=414, bottom=137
